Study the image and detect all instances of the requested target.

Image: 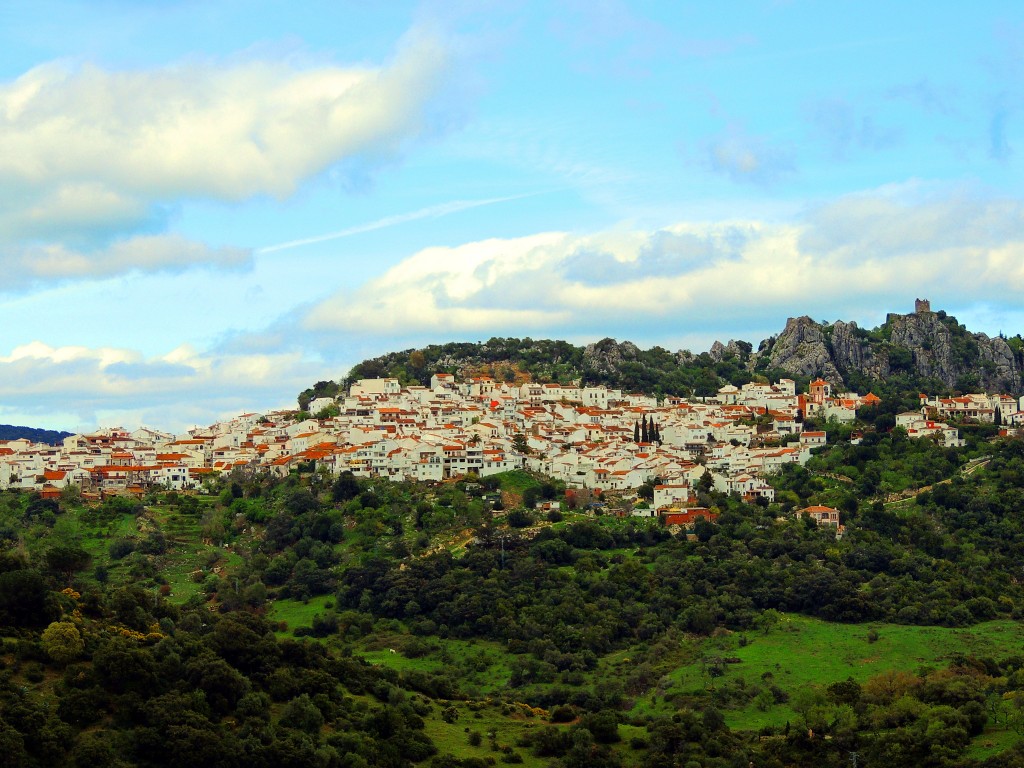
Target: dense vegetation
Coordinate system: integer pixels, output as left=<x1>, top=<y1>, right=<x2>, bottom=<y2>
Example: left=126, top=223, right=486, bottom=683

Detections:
left=7, top=410, right=1024, bottom=764
left=0, top=424, right=72, bottom=445
left=338, top=336, right=787, bottom=401
left=322, top=310, right=1024, bottom=409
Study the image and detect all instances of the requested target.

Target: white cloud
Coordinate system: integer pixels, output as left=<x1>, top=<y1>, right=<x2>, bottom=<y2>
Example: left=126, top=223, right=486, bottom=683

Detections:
left=0, top=33, right=449, bottom=203
left=305, top=232, right=572, bottom=333
left=302, top=190, right=1024, bottom=344
left=0, top=29, right=453, bottom=288
left=0, top=341, right=327, bottom=431
left=2, top=234, right=250, bottom=291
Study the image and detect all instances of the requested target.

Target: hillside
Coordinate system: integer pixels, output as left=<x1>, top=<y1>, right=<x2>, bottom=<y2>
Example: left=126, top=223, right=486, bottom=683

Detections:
left=0, top=424, right=72, bottom=445
left=6, top=422, right=1024, bottom=765
left=308, top=303, right=1024, bottom=407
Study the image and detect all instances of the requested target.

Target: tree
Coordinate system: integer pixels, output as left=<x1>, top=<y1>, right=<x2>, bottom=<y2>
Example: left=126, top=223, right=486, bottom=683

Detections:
left=637, top=479, right=657, bottom=501
left=512, top=433, right=531, bottom=454
left=280, top=693, right=324, bottom=734
left=41, top=620, right=84, bottom=665
left=185, top=655, right=250, bottom=716
left=507, top=509, right=533, bottom=528
left=45, top=544, right=91, bottom=584
left=331, top=471, right=360, bottom=502
left=0, top=568, right=58, bottom=627
left=314, top=404, right=341, bottom=420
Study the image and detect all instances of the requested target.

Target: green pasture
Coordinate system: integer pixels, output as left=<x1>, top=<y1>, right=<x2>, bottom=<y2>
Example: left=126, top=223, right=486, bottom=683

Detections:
left=632, top=615, right=1024, bottom=732
left=354, top=634, right=515, bottom=697
left=967, top=725, right=1022, bottom=761
left=266, top=594, right=335, bottom=633
left=494, top=470, right=540, bottom=494
left=421, top=698, right=551, bottom=768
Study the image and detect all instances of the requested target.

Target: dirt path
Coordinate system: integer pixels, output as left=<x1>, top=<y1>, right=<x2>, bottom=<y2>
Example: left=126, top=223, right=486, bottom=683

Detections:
left=884, top=456, right=991, bottom=506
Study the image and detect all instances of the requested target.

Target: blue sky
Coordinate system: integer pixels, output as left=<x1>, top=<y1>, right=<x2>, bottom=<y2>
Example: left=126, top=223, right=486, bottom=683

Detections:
left=2, top=0, right=1023, bottom=432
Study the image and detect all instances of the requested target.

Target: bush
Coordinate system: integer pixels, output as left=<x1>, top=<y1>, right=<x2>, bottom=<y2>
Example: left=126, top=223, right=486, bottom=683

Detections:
left=549, top=705, right=575, bottom=723
left=24, top=662, right=45, bottom=683
left=108, top=538, right=136, bottom=560
left=507, top=509, right=532, bottom=528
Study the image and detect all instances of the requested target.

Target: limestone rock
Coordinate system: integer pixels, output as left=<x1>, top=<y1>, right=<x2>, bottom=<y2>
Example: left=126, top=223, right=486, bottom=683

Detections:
left=583, top=338, right=640, bottom=377
left=761, top=310, right=1023, bottom=394
left=708, top=339, right=748, bottom=362
left=764, top=317, right=844, bottom=387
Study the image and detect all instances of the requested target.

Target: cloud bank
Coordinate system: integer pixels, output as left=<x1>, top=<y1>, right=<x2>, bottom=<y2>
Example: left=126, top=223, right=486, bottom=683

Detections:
left=3, top=234, right=250, bottom=291
left=0, top=30, right=452, bottom=290
left=0, top=341, right=321, bottom=431
left=303, top=189, right=1024, bottom=344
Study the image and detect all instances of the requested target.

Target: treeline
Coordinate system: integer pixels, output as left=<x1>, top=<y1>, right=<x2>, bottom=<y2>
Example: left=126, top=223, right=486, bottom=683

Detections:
left=334, top=491, right=1023, bottom=666
left=335, top=336, right=789, bottom=402
left=0, top=423, right=72, bottom=445
left=0, top=547, right=448, bottom=767
left=512, top=656, right=1024, bottom=768
left=307, top=306, right=1024, bottom=409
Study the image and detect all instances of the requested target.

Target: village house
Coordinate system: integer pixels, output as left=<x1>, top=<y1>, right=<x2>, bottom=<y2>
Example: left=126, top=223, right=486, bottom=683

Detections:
left=8, top=377, right=980, bottom=508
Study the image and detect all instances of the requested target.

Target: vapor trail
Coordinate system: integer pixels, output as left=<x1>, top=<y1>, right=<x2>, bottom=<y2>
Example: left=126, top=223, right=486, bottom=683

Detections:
left=257, top=193, right=540, bottom=254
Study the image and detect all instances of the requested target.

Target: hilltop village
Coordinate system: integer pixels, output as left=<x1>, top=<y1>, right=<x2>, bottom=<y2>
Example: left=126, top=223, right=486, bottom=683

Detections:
left=2, top=374, right=1021, bottom=516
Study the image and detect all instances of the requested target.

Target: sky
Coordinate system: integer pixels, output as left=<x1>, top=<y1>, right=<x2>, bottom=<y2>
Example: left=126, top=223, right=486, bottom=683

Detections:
left=2, top=1, right=1024, bottom=433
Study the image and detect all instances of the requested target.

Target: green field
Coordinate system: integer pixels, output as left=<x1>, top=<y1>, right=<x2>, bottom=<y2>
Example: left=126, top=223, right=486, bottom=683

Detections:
left=631, top=615, right=1024, bottom=731
left=291, top=604, right=1024, bottom=758
left=266, top=593, right=335, bottom=633
left=421, top=699, right=552, bottom=768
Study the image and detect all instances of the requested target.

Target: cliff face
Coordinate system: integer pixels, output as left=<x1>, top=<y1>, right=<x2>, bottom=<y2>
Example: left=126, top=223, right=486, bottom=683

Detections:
left=760, top=316, right=845, bottom=387
left=763, top=311, right=1023, bottom=392
left=829, top=320, right=880, bottom=378
left=583, top=338, right=641, bottom=377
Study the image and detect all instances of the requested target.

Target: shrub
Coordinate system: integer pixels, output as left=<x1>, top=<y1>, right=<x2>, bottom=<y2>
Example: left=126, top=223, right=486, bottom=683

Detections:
left=108, top=538, right=136, bottom=560
left=507, top=509, right=532, bottom=528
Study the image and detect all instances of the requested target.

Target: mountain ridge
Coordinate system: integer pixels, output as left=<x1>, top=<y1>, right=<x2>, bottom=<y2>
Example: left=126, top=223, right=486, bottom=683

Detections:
left=0, top=424, right=73, bottom=445
left=302, top=303, right=1024, bottom=407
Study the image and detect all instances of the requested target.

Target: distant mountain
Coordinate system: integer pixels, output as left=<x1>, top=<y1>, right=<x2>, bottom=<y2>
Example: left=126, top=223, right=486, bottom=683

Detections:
left=0, top=424, right=73, bottom=445
left=305, top=302, right=1024, bottom=405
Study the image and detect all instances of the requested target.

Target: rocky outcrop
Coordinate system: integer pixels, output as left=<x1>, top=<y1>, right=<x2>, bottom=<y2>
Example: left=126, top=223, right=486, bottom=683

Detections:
left=979, top=334, right=1021, bottom=392
left=762, top=317, right=845, bottom=387
left=583, top=338, right=641, bottom=377
left=761, top=311, right=1023, bottom=393
left=829, top=321, right=877, bottom=377
left=334, top=306, right=1023, bottom=405
left=708, top=339, right=748, bottom=362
